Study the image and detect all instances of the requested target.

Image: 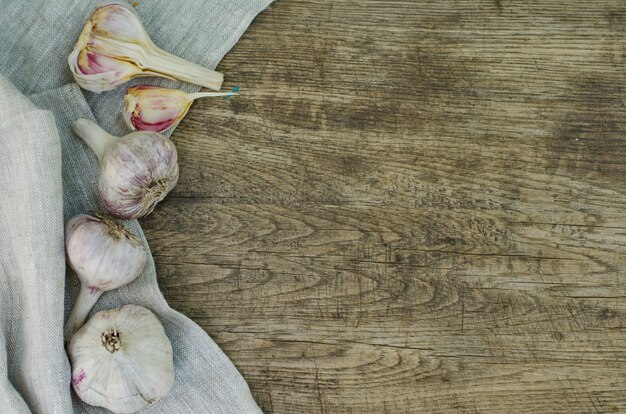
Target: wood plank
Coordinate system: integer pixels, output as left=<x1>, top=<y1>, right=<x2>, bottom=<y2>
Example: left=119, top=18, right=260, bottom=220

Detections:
left=141, top=0, right=626, bottom=412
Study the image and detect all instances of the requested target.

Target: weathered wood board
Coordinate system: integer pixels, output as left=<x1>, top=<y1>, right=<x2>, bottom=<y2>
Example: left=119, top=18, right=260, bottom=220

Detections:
left=141, top=1, right=626, bottom=412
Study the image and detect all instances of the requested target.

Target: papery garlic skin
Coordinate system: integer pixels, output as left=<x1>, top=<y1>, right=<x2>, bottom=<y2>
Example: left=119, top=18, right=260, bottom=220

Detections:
left=69, top=3, right=223, bottom=93
left=123, top=85, right=237, bottom=132
left=68, top=305, right=174, bottom=414
left=71, top=118, right=179, bottom=220
left=99, top=132, right=178, bottom=219
left=64, top=214, right=146, bottom=340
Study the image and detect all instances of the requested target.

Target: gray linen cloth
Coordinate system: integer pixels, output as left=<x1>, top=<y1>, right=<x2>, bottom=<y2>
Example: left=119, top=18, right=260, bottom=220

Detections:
left=0, top=0, right=272, bottom=413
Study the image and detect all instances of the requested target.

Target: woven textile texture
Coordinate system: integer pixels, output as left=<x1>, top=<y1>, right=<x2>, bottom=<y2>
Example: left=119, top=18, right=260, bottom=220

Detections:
left=0, top=1, right=272, bottom=412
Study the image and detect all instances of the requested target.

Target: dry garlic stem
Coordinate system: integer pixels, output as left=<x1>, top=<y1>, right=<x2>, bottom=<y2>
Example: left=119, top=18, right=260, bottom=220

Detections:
left=71, top=118, right=179, bottom=220
left=68, top=305, right=174, bottom=413
left=123, top=85, right=237, bottom=132
left=68, top=3, right=223, bottom=93
left=64, top=214, right=146, bottom=340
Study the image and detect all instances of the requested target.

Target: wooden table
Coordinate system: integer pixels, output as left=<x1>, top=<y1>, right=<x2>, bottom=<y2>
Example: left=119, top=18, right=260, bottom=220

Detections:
left=141, top=1, right=626, bottom=412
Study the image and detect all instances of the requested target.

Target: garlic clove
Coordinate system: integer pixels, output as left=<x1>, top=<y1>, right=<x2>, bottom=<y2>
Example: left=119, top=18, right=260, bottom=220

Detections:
left=64, top=214, right=146, bottom=340
left=89, top=2, right=148, bottom=42
left=123, top=85, right=237, bottom=132
left=71, top=118, right=179, bottom=220
left=123, top=86, right=190, bottom=133
left=68, top=305, right=174, bottom=413
left=69, top=48, right=142, bottom=93
left=69, top=3, right=223, bottom=93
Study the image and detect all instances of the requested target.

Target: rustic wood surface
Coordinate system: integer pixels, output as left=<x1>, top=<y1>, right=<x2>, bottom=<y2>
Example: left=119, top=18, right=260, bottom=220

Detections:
left=140, top=1, right=626, bottom=412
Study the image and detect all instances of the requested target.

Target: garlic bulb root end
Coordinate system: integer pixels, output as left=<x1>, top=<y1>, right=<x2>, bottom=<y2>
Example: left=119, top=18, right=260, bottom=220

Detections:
left=95, top=213, right=141, bottom=246
left=102, top=328, right=122, bottom=353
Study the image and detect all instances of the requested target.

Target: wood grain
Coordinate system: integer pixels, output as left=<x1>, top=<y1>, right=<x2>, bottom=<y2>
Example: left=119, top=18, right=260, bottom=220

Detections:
left=140, top=1, right=626, bottom=412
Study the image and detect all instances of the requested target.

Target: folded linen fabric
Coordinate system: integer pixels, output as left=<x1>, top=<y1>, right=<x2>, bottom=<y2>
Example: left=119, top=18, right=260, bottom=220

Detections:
left=0, top=0, right=272, bottom=412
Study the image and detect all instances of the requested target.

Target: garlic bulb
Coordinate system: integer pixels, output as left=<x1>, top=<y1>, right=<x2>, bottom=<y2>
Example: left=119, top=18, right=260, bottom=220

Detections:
left=71, top=118, right=179, bottom=220
left=64, top=214, right=146, bottom=340
left=68, top=3, right=223, bottom=93
left=123, top=85, right=237, bottom=132
left=68, top=305, right=174, bottom=413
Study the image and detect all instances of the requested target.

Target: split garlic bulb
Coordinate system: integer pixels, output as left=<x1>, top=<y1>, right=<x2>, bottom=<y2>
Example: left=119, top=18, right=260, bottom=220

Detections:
left=68, top=305, right=174, bottom=413
left=123, top=85, right=237, bottom=132
left=64, top=214, right=146, bottom=340
left=69, top=3, right=224, bottom=93
left=71, top=118, right=179, bottom=220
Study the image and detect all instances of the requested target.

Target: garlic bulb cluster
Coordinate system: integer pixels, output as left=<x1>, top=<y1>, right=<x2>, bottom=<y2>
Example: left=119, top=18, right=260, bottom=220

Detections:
left=64, top=214, right=146, bottom=340
left=123, top=85, right=237, bottom=132
left=62, top=3, right=242, bottom=410
left=71, top=118, right=179, bottom=220
left=68, top=305, right=174, bottom=414
left=68, top=3, right=223, bottom=93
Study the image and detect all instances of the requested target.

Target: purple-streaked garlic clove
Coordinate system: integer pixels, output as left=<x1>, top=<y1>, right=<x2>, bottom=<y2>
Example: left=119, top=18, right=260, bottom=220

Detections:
left=64, top=214, right=146, bottom=340
left=123, top=85, right=237, bottom=132
left=68, top=3, right=224, bottom=93
left=71, top=118, right=179, bottom=220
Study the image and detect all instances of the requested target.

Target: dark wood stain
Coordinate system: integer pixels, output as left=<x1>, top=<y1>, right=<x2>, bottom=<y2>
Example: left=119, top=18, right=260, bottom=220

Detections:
left=140, top=1, right=626, bottom=412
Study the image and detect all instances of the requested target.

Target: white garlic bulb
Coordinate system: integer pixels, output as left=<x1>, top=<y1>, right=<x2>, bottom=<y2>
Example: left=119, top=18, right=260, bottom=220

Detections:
left=64, top=214, right=146, bottom=340
left=69, top=3, right=223, bottom=93
left=68, top=305, right=174, bottom=413
left=71, top=118, right=179, bottom=220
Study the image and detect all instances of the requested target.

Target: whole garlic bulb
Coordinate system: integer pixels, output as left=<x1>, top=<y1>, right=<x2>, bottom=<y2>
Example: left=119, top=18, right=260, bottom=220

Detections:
left=123, top=85, right=237, bottom=132
left=64, top=214, right=146, bottom=340
left=68, top=305, right=174, bottom=413
left=71, top=118, right=179, bottom=220
left=68, top=3, right=223, bottom=93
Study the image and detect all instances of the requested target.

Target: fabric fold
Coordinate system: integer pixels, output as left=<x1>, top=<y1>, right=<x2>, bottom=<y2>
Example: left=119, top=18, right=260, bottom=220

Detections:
left=0, top=76, right=70, bottom=414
